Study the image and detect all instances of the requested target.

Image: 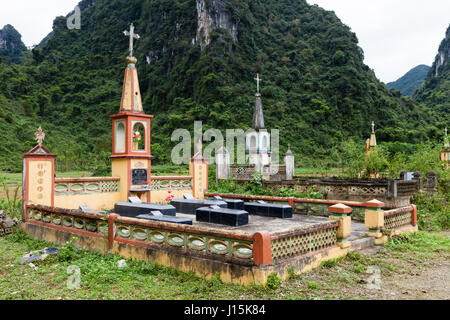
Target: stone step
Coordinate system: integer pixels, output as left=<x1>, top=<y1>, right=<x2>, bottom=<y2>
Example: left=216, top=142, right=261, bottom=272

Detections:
left=350, top=237, right=375, bottom=251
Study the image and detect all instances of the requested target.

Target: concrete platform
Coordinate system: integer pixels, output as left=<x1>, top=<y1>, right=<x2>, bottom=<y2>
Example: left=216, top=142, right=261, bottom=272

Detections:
left=177, top=212, right=369, bottom=240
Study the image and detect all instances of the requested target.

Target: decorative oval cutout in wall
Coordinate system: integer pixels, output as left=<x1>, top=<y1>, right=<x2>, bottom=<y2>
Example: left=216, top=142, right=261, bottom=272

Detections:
left=233, top=244, right=253, bottom=259
left=43, top=214, right=51, bottom=223
left=63, top=217, right=73, bottom=227
left=168, top=234, right=184, bottom=247
left=86, top=222, right=98, bottom=232
left=150, top=231, right=165, bottom=243
left=52, top=215, right=61, bottom=225
left=70, top=184, right=84, bottom=192
left=209, top=240, right=229, bottom=255
left=160, top=181, right=170, bottom=188
left=55, top=184, right=68, bottom=192
left=118, top=226, right=130, bottom=238
left=86, top=184, right=100, bottom=192
left=133, top=228, right=147, bottom=241
left=33, top=211, right=41, bottom=221
left=188, top=237, right=206, bottom=250
left=74, top=219, right=85, bottom=229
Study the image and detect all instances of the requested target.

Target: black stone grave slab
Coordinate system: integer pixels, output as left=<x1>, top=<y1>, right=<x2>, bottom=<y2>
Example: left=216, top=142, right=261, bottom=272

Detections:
left=244, top=202, right=293, bottom=219
left=170, top=199, right=227, bottom=215
left=223, top=199, right=244, bottom=210
left=196, top=207, right=249, bottom=226
left=136, top=214, right=193, bottom=225
left=114, top=202, right=176, bottom=217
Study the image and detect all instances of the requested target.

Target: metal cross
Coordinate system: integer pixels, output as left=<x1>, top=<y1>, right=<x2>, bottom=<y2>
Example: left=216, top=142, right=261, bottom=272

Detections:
left=372, top=121, right=375, bottom=133
left=254, top=73, right=262, bottom=94
left=34, top=127, right=45, bottom=146
left=123, top=23, right=140, bottom=57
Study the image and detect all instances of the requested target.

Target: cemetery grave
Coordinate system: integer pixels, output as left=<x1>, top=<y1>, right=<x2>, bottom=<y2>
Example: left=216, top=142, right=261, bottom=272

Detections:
left=17, top=26, right=421, bottom=285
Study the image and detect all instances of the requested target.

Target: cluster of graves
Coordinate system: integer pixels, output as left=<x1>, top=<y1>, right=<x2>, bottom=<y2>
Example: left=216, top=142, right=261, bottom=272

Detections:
left=110, top=194, right=293, bottom=227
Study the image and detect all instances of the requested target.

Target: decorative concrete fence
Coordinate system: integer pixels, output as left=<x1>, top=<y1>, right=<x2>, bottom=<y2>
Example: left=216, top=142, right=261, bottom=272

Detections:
left=262, top=178, right=419, bottom=208
left=270, top=221, right=339, bottom=263
left=150, top=176, right=192, bottom=191
left=54, top=178, right=120, bottom=195
left=230, top=164, right=256, bottom=181
left=383, top=205, right=418, bottom=233
left=22, top=203, right=347, bottom=284
left=22, top=198, right=418, bottom=284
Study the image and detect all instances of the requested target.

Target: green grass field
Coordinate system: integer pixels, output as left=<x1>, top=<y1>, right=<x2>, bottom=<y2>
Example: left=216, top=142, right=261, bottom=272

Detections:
left=0, top=230, right=448, bottom=300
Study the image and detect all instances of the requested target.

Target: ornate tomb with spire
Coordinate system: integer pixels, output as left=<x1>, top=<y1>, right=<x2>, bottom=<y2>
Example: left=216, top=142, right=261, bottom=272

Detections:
left=245, top=73, right=271, bottom=172
left=110, top=23, right=155, bottom=202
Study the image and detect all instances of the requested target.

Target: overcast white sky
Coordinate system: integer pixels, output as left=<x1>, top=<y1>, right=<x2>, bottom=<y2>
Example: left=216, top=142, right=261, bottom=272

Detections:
left=0, top=0, right=449, bottom=83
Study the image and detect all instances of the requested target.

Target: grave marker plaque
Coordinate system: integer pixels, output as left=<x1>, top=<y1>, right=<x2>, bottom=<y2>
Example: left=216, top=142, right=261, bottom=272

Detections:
left=131, top=169, right=148, bottom=185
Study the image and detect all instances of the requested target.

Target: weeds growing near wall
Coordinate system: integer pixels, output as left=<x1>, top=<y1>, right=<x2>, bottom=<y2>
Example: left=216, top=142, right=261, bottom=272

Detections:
left=0, top=178, right=21, bottom=219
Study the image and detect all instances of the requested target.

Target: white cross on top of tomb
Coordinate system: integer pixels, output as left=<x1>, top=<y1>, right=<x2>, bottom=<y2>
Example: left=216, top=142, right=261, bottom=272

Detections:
left=123, top=23, right=140, bottom=57
left=372, top=121, right=375, bottom=133
left=254, top=73, right=262, bottom=94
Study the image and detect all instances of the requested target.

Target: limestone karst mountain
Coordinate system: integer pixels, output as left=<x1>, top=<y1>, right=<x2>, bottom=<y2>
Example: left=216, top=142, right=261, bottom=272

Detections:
left=414, top=24, right=450, bottom=127
left=0, top=24, right=27, bottom=64
left=0, top=0, right=442, bottom=171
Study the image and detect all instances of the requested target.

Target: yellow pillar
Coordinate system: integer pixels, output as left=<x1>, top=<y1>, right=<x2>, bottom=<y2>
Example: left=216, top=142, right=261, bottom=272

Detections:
left=328, top=203, right=352, bottom=249
left=22, top=145, right=57, bottom=221
left=364, top=199, right=386, bottom=244
left=190, top=152, right=209, bottom=200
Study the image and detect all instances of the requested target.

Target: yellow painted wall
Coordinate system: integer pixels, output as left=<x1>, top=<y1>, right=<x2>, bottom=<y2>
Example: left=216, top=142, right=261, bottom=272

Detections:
left=54, top=192, right=121, bottom=210
left=150, top=189, right=193, bottom=204
left=112, top=158, right=128, bottom=202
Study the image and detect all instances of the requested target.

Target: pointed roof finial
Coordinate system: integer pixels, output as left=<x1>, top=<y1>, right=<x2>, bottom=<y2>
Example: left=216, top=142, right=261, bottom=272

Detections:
left=34, top=127, right=45, bottom=147
left=254, top=73, right=261, bottom=94
left=123, top=23, right=140, bottom=58
left=286, top=143, right=293, bottom=156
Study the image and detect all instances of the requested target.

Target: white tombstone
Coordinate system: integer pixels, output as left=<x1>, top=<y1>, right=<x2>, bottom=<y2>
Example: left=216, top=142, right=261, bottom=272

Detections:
left=216, top=146, right=230, bottom=180
left=284, top=144, right=295, bottom=180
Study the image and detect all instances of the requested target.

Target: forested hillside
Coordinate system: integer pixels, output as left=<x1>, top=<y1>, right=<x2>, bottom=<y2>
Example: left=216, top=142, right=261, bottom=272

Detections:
left=387, top=65, right=430, bottom=96
left=0, top=0, right=444, bottom=172
left=414, top=25, right=450, bottom=127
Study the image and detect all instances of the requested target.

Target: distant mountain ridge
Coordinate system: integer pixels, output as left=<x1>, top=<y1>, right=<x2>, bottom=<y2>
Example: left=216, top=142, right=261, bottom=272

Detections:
left=387, top=64, right=430, bottom=96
